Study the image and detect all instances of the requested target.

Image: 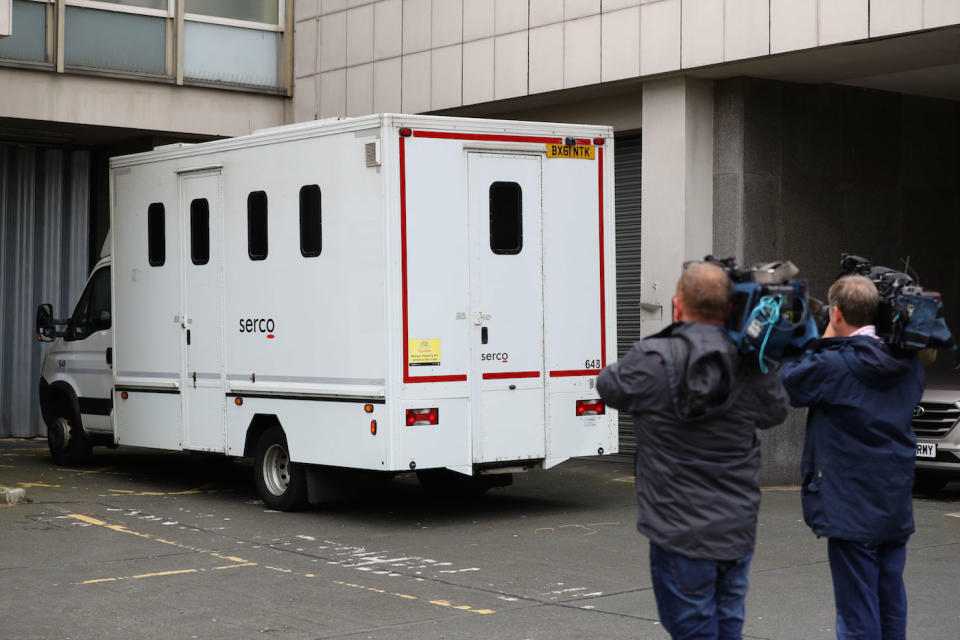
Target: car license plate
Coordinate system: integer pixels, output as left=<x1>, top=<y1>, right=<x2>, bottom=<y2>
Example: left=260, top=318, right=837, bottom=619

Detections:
left=546, top=143, right=595, bottom=160
left=917, top=442, right=937, bottom=458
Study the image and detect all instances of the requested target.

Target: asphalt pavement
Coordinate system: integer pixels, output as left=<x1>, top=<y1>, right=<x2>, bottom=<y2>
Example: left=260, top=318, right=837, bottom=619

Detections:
left=1, top=438, right=958, bottom=640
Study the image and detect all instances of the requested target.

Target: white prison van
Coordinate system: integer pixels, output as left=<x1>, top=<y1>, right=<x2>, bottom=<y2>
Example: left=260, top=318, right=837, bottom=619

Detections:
left=37, top=114, right=618, bottom=509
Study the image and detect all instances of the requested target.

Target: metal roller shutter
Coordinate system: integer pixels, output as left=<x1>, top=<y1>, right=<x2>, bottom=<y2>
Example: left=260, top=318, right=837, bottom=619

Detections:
left=614, top=133, right=641, bottom=455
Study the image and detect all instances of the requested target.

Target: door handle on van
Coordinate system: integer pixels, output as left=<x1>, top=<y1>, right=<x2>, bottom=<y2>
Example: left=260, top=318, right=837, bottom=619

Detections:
left=481, top=327, right=488, bottom=344
left=106, top=347, right=112, bottom=367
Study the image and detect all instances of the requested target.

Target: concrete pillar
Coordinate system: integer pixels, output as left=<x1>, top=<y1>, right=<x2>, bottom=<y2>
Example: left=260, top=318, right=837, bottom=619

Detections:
left=639, top=77, right=714, bottom=336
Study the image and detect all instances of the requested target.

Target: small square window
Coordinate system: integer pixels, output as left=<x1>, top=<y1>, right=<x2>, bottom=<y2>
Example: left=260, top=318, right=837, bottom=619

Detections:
left=248, top=191, right=268, bottom=261
left=147, top=202, right=165, bottom=267
left=190, top=198, right=209, bottom=266
left=300, top=185, right=322, bottom=258
left=489, top=182, right=522, bottom=255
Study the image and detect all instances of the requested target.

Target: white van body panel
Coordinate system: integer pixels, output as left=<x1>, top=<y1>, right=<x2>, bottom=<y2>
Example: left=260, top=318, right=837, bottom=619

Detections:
left=103, top=114, right=617, bottom=473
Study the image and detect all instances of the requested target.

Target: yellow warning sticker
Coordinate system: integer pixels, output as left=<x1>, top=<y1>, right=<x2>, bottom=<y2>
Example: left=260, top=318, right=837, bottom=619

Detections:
left=409, top=339, right=441, bottom=366
left=546, top=144, right=595, bottom=160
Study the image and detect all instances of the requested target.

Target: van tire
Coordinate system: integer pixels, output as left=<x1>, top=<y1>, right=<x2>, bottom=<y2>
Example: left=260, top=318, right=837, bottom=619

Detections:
left=47, top=400, right=93, bottom=466
left=253, top=426, right=308, bottom=511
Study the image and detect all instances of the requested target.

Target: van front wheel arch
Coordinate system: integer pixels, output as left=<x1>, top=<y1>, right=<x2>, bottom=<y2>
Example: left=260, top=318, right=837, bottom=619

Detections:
left=47, top=398, right=93, bottom=466
left=253, top=425, right=308, bottom=511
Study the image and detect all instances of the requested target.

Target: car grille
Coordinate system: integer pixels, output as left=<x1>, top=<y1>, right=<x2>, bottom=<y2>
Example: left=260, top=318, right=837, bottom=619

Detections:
left=912, top=402, right=960, bottom=439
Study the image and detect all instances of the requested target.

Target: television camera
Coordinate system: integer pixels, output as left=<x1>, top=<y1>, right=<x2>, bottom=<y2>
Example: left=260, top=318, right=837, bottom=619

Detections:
left=702, top=256, right=819, bottom=372
left=827, top=254, right=955, bottom=353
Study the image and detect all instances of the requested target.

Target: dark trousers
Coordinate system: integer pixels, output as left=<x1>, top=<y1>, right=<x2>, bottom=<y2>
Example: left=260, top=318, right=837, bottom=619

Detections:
left=827, top=537, right=909, bottom=640
left=649, top=543, right=753, bottom=640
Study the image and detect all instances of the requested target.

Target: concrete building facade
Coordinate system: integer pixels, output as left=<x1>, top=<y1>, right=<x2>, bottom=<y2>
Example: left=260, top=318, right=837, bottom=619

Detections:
left=288, top=0, right=960, bottom=483
left=3, top=0, right=960, bottom=483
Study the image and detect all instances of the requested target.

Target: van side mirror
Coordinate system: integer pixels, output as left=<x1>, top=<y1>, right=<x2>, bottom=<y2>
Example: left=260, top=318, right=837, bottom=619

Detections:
left=36, top=303, right=65, bottom=341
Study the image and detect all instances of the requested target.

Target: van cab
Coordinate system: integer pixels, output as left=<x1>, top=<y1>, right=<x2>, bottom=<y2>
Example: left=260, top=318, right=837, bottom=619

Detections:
left=37, top=254, right=113, bottom=464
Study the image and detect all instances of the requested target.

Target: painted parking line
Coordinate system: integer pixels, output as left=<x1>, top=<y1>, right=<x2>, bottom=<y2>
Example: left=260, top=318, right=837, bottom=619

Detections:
left=534, top=522, right=619, bottom=536
left=66, top=512, right=497, bottom=615
left=58, top=467, right=131, bottom=476
left=82, top=569, right=201, bottom=585
left=334, top=581, right=494, bottom=615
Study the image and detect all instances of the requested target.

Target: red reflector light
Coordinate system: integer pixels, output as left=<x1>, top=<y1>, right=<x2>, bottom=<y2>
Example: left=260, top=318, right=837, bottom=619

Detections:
left=576, top=399, right=605, bottom=416
left=593, top=137, right=605, bottom=145
left=406, top=408, right=439, bottom=426
left=399, top=128, right=412, bottom=137
left=120, top=391, right=129, bottom=400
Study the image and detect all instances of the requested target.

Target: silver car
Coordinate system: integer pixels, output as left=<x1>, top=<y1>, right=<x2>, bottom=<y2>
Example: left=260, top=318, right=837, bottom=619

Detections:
left=913, top=369, right=960, bottom=493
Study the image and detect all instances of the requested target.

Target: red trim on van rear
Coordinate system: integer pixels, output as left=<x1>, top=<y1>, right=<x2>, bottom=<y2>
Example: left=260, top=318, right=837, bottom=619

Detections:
left=399, top=129, right=607, bottom=383
left=549, top=369, right=602, bottom=377
left=412, top=131, right=564, bottom=144
left=400, top=134, right=467, bottom=384
left=598, top=147, right=606, bottom=368
left=482, top=371, right=541, bottom=380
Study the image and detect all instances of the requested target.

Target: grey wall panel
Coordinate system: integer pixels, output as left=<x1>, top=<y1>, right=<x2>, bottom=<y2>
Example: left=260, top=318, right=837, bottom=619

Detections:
left=0, top=145, right=89, bottom=438
left=614, top=133, right=642, bottom=455
left=713, top=77, right=960, bottom=485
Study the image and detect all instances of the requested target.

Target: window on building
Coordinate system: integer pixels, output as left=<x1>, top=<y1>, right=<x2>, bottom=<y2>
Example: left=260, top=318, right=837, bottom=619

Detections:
left=148, top=202, right=165, bottom=266
left=489, top=182, right=523, bottom=255
left=0, top=0, right=48, bottom=63
left=299, top=185, right=321, bottom=258
left=248, top=190, right=268, bottom=260
left=185, top=0, right=280, bottom=24
left=67, top=267, right=112, bottom=341
left=64, top=4, right=167, bottom=75
left=182, top=1, right=282, bottom=88
left=190, top=198, right=210, bottom=265
left=94, top=0, right=169, bottom=9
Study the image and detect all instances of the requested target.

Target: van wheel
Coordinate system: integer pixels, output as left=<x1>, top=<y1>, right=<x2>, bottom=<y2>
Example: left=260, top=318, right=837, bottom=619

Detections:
left=47, top=401, right=92, bottom=466
left=253, top=426, right=307, bottom=511
left=913, top=472, right=948, bottom=495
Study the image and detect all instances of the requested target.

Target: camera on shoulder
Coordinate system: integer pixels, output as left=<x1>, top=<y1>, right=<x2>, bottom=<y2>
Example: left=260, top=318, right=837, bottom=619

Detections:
left=830, top=254, right=955, bottom=353
left=702, top=256, right=820, bottom=372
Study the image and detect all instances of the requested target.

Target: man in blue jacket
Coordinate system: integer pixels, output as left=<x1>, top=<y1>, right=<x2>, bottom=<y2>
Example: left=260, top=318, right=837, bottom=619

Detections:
left=780, top=275, right=924, bottom=640
left=598, top=262, right=789, bottom=640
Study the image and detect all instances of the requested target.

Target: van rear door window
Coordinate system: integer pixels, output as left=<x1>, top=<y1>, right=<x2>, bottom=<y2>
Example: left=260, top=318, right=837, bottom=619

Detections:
left=190, top=198, right=210, bottom=265
left=489, top=181, right=522, bottom=255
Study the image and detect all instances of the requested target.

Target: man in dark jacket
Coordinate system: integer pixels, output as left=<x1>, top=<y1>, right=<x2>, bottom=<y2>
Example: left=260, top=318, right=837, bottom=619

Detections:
left=598, top=262, right=789, bottom=640
left=780, top=275, right=924, bottom=640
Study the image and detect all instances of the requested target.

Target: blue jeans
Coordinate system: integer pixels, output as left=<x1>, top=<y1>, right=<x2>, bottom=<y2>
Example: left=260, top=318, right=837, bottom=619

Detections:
left=827, top=537, right=909, bottom=640
left=649, top=543, right=753, bottom=640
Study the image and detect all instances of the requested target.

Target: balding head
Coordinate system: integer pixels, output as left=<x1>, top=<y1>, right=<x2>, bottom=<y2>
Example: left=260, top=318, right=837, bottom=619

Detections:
left=675, top=262, right=732, bottom=324
left=828, top=275, right=878, bottom=328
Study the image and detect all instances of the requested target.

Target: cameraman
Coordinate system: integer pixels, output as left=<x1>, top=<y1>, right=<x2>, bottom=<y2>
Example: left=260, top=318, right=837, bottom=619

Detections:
left=598, top=262, right=789, bottom=640
left=780, top=275, right=924, bottom=640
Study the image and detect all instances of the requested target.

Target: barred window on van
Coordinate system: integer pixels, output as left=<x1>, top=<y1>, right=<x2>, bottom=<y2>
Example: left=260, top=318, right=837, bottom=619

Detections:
left=147, top=202, right=165, bottom=266
left=299, top=185, right=322, bottom=257
left=248, top=190, right=268, bottom=260
left=190, top=198, right=209, bottom=266
left=489, top=181, right=522, bottom=255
